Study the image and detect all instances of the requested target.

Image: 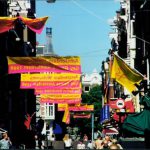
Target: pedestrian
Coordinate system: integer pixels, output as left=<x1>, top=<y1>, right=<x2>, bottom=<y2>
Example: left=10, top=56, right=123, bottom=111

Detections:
left=49, top=134, right=55, bottom=149
left=101, top=140, right=109, bottom=149
left=87, top=140, right=93, bottom=149
left=77, top=139, right=85, bottom=149
left=34, top=135, right=40, bottom=149
left=111, top=139, right=123, bottom=149
left=104, top=135, right=112, bottom=146
left=109, top=143, right=120, bottom=149
left=83, top=134, right=88, bottom=141
left=95, top=136, right=103, bottom=149
left=63, top=134, right=72, bottom=149
left=0, top=132, right=12, bottom=149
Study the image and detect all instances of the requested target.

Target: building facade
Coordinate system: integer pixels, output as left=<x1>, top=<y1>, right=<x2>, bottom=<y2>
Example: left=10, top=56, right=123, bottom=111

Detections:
left=100, top=0, right=150, bottom=135
left=82, top=69, right=102, bottom=92
left=0, top=0, right=37, bottom=148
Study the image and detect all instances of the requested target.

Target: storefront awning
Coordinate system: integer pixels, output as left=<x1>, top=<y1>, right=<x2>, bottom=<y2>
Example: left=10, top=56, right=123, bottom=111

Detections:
left=122, top=109, right=150, bottom=135
left=122, top=94, right=150, bottom=135
left=103, top=128, right=119, bottom=135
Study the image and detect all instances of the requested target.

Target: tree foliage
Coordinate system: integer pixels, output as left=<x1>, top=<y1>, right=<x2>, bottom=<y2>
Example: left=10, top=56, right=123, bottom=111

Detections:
left=82, top=85, right=102, bottom=111
left=71, top=85, right=103, bottom=137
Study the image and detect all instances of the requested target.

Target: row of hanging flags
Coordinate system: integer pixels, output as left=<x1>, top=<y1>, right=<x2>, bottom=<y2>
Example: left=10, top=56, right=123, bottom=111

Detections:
left=100, top=52, right=145, bottom=124
left=7, top=56, right=94, bottom=123
left=1, top=16, right=94, bottom=125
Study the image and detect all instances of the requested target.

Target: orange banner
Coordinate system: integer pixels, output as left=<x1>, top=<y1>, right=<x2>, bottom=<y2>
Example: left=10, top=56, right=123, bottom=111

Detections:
left=0, top=17, right=17, bottom=33
left=40, top=94, right=81, bottom=99
left=62, top=104, right=70, bottom=124
left=40, top=98, right=81, bottom=104
left=0, top=16, right=48, bottom=34
left=20, top=16, right=48, bottom=34
left=8, top=56, right=81, bottom=74
left=58, top=104, right=94, bottom=111
left=21, top=73, right=80, bottom=81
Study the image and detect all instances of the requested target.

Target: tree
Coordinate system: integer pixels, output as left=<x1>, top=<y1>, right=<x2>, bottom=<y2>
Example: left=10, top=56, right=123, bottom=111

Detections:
left=72, top=85, right=103, bottom=138
left=82, top=85, right=102, bottom=110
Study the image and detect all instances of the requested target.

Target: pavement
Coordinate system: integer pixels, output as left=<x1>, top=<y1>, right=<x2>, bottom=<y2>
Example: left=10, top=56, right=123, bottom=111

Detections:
left=119, top=138, right=146, bottom=149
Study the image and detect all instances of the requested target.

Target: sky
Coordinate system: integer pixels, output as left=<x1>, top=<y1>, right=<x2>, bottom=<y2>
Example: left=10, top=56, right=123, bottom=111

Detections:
left=36, top=0, right=120, bottom=74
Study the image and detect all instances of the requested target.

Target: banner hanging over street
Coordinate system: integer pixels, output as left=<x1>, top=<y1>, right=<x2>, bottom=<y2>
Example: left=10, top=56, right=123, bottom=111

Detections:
left=20, top=81, right=81, bottom=89
left=34, top=88, right=81, bottom=95
left=0, top=16, right=48, bottom=34
left=58, top=104, right=94, bottom=111
left=40, top=98, right=81, bottom=104
left=8, top=56, right=81, bottom=74
left=21, top=73, right=80, bottom=81
left=40, top=94, right=81, bottom=99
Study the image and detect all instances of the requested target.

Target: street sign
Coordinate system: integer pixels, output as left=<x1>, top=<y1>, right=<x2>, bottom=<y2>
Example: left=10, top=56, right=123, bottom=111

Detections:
left=116, top=98, right=125, bottom=109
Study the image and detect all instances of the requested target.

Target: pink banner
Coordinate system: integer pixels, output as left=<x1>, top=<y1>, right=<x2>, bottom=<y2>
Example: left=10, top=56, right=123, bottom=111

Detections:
left=20, top=16, right=48, bottom=34
left=58, top=105, right=94, bottom=111
left=34, top=89, right=81, bottom=95
left=20, top=81, right=81, bottom=89
left=40, top=98, right=81, bottom=104
left=9, top=64, right=81, bottom=74
left=73, top=114, right=91, bottom=119
left=8, top=56, right=81, bottom=74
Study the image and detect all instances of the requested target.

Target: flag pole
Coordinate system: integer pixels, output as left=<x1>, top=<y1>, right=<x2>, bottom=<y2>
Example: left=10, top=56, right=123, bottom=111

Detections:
left=91, top=112, right=94, bottom=142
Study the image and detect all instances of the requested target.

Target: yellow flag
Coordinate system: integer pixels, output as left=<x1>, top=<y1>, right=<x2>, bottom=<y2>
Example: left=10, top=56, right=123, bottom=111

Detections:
left=62, top=104, right=70, bottom=124
left=111, top=54, right=144, bottom=93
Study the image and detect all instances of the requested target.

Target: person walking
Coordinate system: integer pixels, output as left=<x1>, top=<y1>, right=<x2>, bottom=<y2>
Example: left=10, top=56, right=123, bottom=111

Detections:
left=87, top=140, right=93, bottom=149
left=77, top=139, right=85, bottom=149
left=0, top=132, right=12, bottom=149
left=95, top=136, right=103, bottom=149
left=63, top=134, right=72, bottom=149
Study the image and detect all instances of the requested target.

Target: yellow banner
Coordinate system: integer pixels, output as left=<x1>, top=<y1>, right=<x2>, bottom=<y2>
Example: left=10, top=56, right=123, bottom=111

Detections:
left=41, top=94, right=81, bottom=99
left=21, top=73, right=80, bottom=81
left=40, top=98, right=81, bottom=104
left=62, top=104, right=70, bottom=124
left=8, top=56, right=80, bottom=65
left=58, top=104, right=94, bottom=111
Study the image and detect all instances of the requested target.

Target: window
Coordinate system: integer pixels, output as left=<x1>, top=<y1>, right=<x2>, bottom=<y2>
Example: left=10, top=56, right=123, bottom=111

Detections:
left=85, top=86, right=90, bottom=92
left=40, top=103, right=55, bottom=119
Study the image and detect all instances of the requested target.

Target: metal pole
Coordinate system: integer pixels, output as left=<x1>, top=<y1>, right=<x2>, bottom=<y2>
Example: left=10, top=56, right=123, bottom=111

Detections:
left=144, top=41, right=149, bottom=89
left=147, top=58, right=150, bottom=89
left=91, top=112, right=94, bottom=142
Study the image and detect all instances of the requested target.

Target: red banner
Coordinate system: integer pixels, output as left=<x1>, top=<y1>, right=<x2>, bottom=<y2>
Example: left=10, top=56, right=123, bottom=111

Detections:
left=20, top=16, right=48, bottom=34
left=0, top=17, right=16, bottom=33
left=0, top=16, right=48, bottom=34
left=73, top=114, right=91, bottom=119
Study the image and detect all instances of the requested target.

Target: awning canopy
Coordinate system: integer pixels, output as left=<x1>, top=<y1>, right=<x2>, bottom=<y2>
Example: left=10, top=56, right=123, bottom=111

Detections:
left=103, top=128, right=119, bottom=135
left=122, top=94, right=150, bottom=135
left=122, top=109, right=150, bottom=135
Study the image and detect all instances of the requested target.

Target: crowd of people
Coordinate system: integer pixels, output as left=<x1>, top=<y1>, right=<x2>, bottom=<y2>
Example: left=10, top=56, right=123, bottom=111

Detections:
left=0, top=131, right=123, bottom=149
left=62, top=133, right=123, bottom=149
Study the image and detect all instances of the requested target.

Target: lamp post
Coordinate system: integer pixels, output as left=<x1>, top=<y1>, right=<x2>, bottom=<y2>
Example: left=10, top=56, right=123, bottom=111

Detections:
left=91, top=112, right=94, bottom=142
